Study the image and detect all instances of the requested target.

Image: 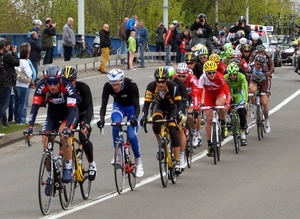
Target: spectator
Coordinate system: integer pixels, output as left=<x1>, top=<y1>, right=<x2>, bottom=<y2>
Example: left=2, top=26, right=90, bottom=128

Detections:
left=165, top=24, right=175, bottom=65
left=28, top=31, right=42, bottom=81
left=155, top=22, right=167, bottom=62
left=229, top=16, right=251, bottom=39
left=98, top=24, right=111, bottom=74
left=0, top=38, right=6, bottom=105
left=171, top=20, right=181, bottom=63
left=126, top=15, right=138, bottom=41
left=136, top=20, right=149, bottom=68
left=8, top=87, right=14, bottom=122
left=27, top=19, right=43, bottom=39
left=190, top=13, right=212, bottom=39
left=128, top=30, right=136, bottom=70
left=62, top=17, right=76, bottom=61
left=14, top=44, right=33, bottom=125
left=0, top=39, right=19, bottom=127
left=186, top=28, right=214, bottom=53
left=41, top=18, right=56, bottom=65
left=212, top=22, right=219, bottom=38
left=178, top=29, right=192, bottom=62
left=118, top=17, right=129, bottom=65
left=219, top=26, right=227, bottom=37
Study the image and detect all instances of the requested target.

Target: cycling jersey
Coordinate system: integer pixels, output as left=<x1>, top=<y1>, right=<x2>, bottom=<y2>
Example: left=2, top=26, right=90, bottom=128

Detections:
left=172, top=77, right=188, bottom=113
left=75, top=81, right=93, bottom=125
left=142, top=80, right=182, bottom=117
left=29, top=78, right=77, bottom=128
left=198, top=71, right=231, bottom=106
left=240, top=59, right=250, bottom=73
left=174, top=73, right=199, bottom=109
left=100, top=77, right=140, bottom=118
left=224, top=72, right=248, bottom=104
left=248, top=63, right=271, bottom=92
left=217, top=61, right=226, bottom=75
left=190, top=62, right=204, bottom=79
left=249, top=50, right=274, bottom=73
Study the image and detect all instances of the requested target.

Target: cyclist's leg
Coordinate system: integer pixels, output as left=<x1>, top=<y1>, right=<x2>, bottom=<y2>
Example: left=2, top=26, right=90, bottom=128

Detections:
left=151, top=103, right=163, bottom=143
left=203, top=93, right=215, bottom=155
left=167, top=107, right=180, bottom=161
left=235, top=95, right=248, bottom=145
left=259, top=81, right=271, bottom=133
left=216, top=93, right=227, bottom=138
left=249, top=81, right=258, bottom=118
left=111, top=102, right=125, bottom=147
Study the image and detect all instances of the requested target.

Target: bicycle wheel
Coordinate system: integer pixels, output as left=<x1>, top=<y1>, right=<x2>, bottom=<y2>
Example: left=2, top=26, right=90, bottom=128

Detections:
left=185, top=127, right=193, bottom=168
left=128, top=145, right=137, bottom=191
left=79, top=145, right=91, bottom=200
left=59, top=155, right=75, bottom=210
left=260, top=107, right=265, bottom=139
left=114, top=141, right=125, bottom=194
left=232, top=114, right=239, bottom=154
left=217, top=123, right=221, bottom=161
left=212, top=122, right=218, bottom=165
left=169, top=154, right=177, bottom=184
left=256, top=105, right=262, bottom=141
left=38, top=151, right=53, bottom=215
left=158, top=137, right=168, bottom=188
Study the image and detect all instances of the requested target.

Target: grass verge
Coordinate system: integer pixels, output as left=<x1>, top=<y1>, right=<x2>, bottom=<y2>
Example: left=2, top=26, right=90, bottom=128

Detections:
left=0, top=123, right=40, bottom=135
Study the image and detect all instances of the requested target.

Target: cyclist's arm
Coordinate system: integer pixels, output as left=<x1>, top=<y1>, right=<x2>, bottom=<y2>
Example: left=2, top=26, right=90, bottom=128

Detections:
left=174, top=78, right=188, bottom=113
left=100, top=83, right=110, bottom=118
left=239, top=73, right=248, bottom=103
left=130, top=81, right=140, bottom=118
left=142, top=83, right=154, bottom=118
left=64, top=82, right=78, bottom=128
left=190, top=76, right=200, bottom=109
left=76, top=82, right=94, bottom=125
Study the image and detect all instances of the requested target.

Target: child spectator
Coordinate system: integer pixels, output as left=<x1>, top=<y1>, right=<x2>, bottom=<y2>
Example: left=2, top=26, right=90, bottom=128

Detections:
left=128, top=31, right=137, bottom=70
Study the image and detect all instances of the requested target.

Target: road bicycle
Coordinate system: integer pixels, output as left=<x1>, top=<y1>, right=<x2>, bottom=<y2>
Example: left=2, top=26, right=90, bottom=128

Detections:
left=227, top=104, right=242, bottom=154
left=68, top=129, right=91, bottom=200
left=101, top=122, right=137, bottom=195
left=145, top=119, right=177, bottom=188
left=185, top=111, right=198, bottom=168
left=201, top=106, right=224, bottom=165
left=249, top=91, right=267, bottom=141
left=74, top=35, right=93, bottom=58
left=26, top=132, right=75, bottom=215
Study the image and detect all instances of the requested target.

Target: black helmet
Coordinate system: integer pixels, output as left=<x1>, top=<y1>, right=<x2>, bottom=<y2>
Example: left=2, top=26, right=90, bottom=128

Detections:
left=242, top=43, right=251, bottom=52
left=154, top=67, right=169, bottom=81
left=61, top=66, right=77, bottom=80
left=0, top=38, right=7, bottom=48
left=254, top=54, right=266, bottom=63
left=198, top=13, right=206, bottom=19
left=44, top=65, right=62, bottom=82
left=185, top=52, right=197, bottom=62
left=256, top=44, right=266, bottom=52
left=211, top=49, right=222, bottom=56
left=238, top=16, right=246, bottom=22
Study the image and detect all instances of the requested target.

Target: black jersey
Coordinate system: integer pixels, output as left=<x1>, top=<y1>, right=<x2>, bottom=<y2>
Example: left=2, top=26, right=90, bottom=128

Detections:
left=100, top=77, right=140, bottom=118
left=75, top=81, right=93, bottom=125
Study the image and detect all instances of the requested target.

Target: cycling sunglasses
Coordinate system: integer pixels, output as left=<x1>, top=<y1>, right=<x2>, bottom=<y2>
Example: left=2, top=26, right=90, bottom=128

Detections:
left=156, top=80, right=167, bottom=84
left=47, top=80, right=59, bottom=85
left=206, top=71, right=216, bottom=75
left=177, top=74, right=187, bottom=78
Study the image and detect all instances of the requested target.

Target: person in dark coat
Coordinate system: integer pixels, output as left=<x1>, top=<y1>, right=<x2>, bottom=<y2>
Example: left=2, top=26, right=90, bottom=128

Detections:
left=28, top=31, right=42, bottom=80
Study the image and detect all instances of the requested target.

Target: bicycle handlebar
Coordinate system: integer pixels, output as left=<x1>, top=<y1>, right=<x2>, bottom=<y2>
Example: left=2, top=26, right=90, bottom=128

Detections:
left=248, top=92, right=268, bottom=97
left=100, top=122, right=137, bottom=136
left=201, top=106, right=225, bottom=110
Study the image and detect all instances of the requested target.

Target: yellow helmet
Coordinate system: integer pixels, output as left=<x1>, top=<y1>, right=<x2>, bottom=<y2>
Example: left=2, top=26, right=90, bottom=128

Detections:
left=209, top=54, right=221, bottom=63
left=203, top=61, right=217, bottom=72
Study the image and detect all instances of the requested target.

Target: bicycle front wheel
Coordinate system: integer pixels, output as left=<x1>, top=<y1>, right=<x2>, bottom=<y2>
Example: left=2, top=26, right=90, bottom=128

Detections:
left=79, top=145, right=91, bottom=200
left=185, top=128, right=193, bottom=168
left=38, top=151, right=53, bottom=215
left=212, top=122, right=218, bottom=165
left=256, top=105, right=262, bottom=141
left=232, top=114, right=239, bottom=154
left=114, top=141, right=125, bottom=194
left=158, top=137, right=168, bottom=188
left=128, top=144, right=137, bottom=191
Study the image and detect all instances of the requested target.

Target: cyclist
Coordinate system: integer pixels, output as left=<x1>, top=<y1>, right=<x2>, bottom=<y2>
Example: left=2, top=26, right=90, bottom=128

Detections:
left=195, top=46, right=209, bottom=67
left=221, top=42, right=233, bottom=60
left=185, top=52, right=204, bottom=79
left=175, top=63, right=201, bottom=148
left=140, top=67, right=185, bottom=173
left=209, top=53, right=226, bottom=75
left=249, top=44, right=274, bottom=74
left=167, top=66, right=189, bottom=168
left=241, top=43, right=252, bottom=63
left=224, top=63, right=249, bottom=146
left=231, top=50, right=250, bottom=74
left=223, top=47, right=234, bottom=65
left=248, top=55, right=272, bottom=133
left=250, top=32, right=263, bottom=50
left=24, top=65, right=78, bottom=188
left=61, top=66, right=97, bottom=181
left=97, top=68, right=144, bottom=178
left=198, top=61, right=231, bottom=156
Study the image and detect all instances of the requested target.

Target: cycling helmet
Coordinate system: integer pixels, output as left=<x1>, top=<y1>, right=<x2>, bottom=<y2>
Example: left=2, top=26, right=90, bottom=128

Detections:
left=209, top=54, right=221, bottom=63
left=226, top=63, right=239, bottom=74
left=232, top=50, right=242, bottom=59
left=33, top=19, right=42, bottom=26
left=242, top=43, right=251, bottom=52
left=191, top=43, right=204, bottom=52
left=211, top=49, right=221, bottom=55
left=256, top=44, right=266, bottom=52
left=229, top=58, right=241, bottom=66
left=223, top=42, right=233, bottom=51
left=239, top=37, right=248, bottom=45
left=225, top=48, right=234, bottom=58
left=154, top=67, right=169, bottom=81
left=43, top=65, right=62, bottom=82
left=238, top=16, right=246, bottom=22
left=185, top=52, right=197, bottom=62
left=176, top=63, right=189, bottom=75
left=203, top=61, right=217, bottom=72
left=0, top=38, right=7, bottom=48
left=236, top=30, right=245, bottom=39
left=196, top=46, right=208, bottom=56
left=254, top=54, right=266, bottom=63
left=61, top=66, right=77, bottom=80
left=251, top=32, right=259, bottom=40
left=198, top=13, right=207, bottom=19
left=166, top=66, right=175, bottom=78
left=107, top=68, right=125, bottom=84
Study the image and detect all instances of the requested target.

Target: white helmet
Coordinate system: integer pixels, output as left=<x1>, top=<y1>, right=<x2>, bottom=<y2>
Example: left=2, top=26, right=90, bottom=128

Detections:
left=239, top=37, right=248, bottom=45
left=176, top=63, right=189, bottom=75
left=107, top=68, right=124, bottom=84
left=33, top=19, right=42, bottom=26
left=251, top=32, right=259, bottom=40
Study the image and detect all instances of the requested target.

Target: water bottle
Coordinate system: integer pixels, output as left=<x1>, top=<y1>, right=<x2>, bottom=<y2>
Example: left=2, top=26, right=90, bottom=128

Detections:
left=76, top=148, right=82, bottom=165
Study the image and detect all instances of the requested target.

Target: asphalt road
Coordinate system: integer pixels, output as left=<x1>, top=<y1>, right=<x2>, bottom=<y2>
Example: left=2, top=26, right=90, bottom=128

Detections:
left=1, top=65, right=300, bottom=219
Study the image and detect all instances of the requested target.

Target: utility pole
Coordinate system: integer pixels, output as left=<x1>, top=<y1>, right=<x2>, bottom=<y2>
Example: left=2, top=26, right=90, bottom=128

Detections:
left=78, top=0, right=85, bottom=41
left=162, top=0, right=172, bottom=27
left=246, top=0, right=249, bottom=24
left=216, top=0, right=218, bottom=23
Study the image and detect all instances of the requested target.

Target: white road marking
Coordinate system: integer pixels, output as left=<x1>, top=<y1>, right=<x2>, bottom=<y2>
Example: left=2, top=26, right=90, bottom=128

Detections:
left=40, top=90, right=300, bottom=219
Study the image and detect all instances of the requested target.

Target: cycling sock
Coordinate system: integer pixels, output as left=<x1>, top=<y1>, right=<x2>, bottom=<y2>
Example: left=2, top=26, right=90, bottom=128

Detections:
left=65, top=160, right=72, bottom=169
left=89, top=161, right=96, bottom=167
left=220, top=120, right=225, bottom=125
left=135, top=157, right=142, bottom=165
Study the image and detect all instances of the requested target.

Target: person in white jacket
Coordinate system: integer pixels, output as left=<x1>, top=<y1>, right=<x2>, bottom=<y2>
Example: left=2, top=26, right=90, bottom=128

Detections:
left=14, top=45, right=32, bottom=125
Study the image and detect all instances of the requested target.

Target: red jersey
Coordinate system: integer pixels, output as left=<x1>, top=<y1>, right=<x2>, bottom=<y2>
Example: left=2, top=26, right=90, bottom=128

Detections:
left=198, top=71, right=231, bottom=105
left=175, top=72, right=199, bottom=109
left=217, top=61, right=226, bottom=75
left=240, top=59, right=250, bottom=73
